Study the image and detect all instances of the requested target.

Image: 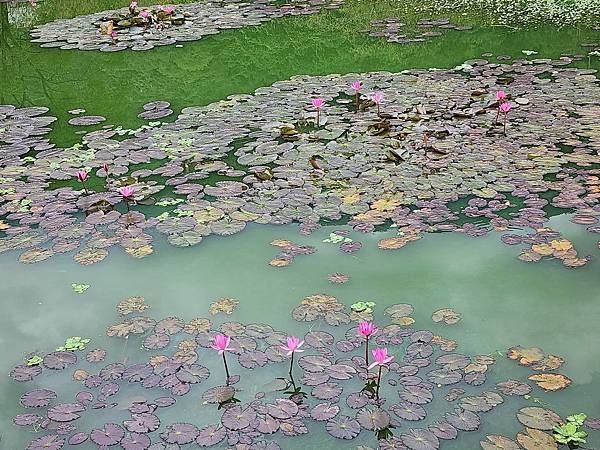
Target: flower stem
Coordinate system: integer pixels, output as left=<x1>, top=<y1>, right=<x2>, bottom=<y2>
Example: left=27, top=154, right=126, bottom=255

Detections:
left=503, top=114, right=507, bottom=135
left=316, top=110, right=320, bottom=127
left=223, top=353, right=231, bottom=383
left=81, top=181, right=89, bottom=195
left=495, top=107, right=500, bottom=124
left=377, top=104, right=380, bottom=117
left=289, top=351, right=294, bottom=379
left=355, top=92, right=360, bottom=113
left=365, top=336, right=369, bottom=367
left=376, top=365, right=382, bottom=400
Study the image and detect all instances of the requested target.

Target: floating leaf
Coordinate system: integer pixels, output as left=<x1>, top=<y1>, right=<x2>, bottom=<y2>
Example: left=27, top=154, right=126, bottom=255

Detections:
left=517, top=407, right=561, bottom=430
left=431, top=308, right=461, bottom=325
left=326, top=415, right=361, bottom=439
left=21, top=388, right=57, bottom=407
left=528, top=373, right=572, bottom=391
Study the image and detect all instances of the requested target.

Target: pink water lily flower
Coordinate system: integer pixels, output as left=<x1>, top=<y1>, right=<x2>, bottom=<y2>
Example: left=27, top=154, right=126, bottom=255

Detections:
left=371, top=92, right=384, bottom=104
left=312, top=98, right=325, bottom=109
left=351, top=80, right=362, bottom=92
left=496, top=90, right=507, bottom=101
left=371, top=92, right=384, bottom=116
left=163, top=6, right=174, bottom=13
left=368, top=347, right=394, bottom=369
left=211, top=334, right=234, bottom=355
left=499, top=102, right=512, bottom=113
left=358, top=321, right=377, bottom=337
left=118, top=186, right=134, bottom=199
left=111, top=31, right=118, bottom=39
left=130, top=0, right=138, bottom=9
left=76, top=170, right=88, bottom=182
left=139, top=10, right=150, bottom=18
left=281, top=336, right=304, bottom=356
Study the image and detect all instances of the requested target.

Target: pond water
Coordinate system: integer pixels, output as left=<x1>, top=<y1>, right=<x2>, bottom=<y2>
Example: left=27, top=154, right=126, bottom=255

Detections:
left=1, top=0, right=600, bottom=449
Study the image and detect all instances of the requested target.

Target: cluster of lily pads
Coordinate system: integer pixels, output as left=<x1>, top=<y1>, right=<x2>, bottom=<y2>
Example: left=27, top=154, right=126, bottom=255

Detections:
left=408, top=0, right=600, bottom=28
left=9, top=294, right=598, bottom=449
left=363, top=17, right=472, bottom=45
left=1, top=58, right=600, bottom=267
left=29, top=0, right=345, bottom=52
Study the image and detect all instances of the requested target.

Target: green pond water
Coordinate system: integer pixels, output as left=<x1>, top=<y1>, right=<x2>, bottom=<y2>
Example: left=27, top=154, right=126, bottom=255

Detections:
left=1, top=0, right=600, bottom=448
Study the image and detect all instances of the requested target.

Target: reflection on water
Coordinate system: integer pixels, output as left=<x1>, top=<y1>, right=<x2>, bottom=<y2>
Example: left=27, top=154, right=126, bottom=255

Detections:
left=1, top=1, right=599, bottom=148
left=1, top=216, right=599, bottom=448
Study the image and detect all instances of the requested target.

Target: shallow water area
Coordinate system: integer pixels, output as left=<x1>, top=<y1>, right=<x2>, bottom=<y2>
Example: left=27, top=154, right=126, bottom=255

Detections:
left=1, top=217, right=600, bottom=448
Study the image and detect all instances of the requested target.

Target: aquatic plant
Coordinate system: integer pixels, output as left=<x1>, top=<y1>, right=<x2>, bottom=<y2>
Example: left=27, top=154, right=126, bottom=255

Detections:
left=281, top=336, right=307, bottom=400
left=371, top=92, right=384, bottom=116
left=30, top=0, right=345, bottom=52
left=553, top=413, right=588, bottom=447
left=128, top=0, right=137, bottom=15
left=75, top=170, right=89, bottom=194
left=211, top=334, right=234, bottom=382
left=368, top=347, right=394, bottom=400
left=71, top=283, right=90, bottom=294
left=358, top=321, right=377, bottom=366
left=351, top=301, right=376, bottom=314
left=495, top=90, right=507, bottom=123
left=499, top=102, right=512, bottom=135
left=281, top=336, right=304, bottom=377
left=311, top=98, right=325, bottom=127
left=351, top=80, right=362, bottom=112
left=118, top=186, right=134, bottom=212
left=56, top=336, right=90, bottom=352
left=26, top=355, right=42, bottom=366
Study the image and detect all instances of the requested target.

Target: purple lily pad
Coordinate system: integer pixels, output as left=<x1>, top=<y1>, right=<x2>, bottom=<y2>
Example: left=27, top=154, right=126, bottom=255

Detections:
left=90, top=423, right=125, bottom=446
left=10, top=364, right=42, bottom=382
left=14, top=413, right=42, bottom=426
left=121, top=433, right=151, bottom=450
left=399, top=386, right=433, bottom=405
left=429, top=421, right=458, bottom=440
left=326, top=415, right=361, bottom=439
left=356, top=408, right=391, bottom=431
left=21, top=388, right=57, bottom=407
left=47, top=403, right=85, bottom=422
left=43, top=352, right=77, bottom=370
left=266, top=399, right=298, bottom=419
left=124, top=413, right=161, bottom=433
left=143, top=333, right=170, bottom=350
left=153, top=397, right=176, bottom=408
left=312, top=382, right=343, bottom=400
left=221, top=406, right=256, bottom=431
left=161, top=423, right=199, bottom=444
left=310, top=403, right=340, bottom=421
left=445, top=409, right=480, bottom=431
left=86, top=349, right=107, bottom=363
left=68, top=432, right=88, bottom=445
left=238, top=350, right=268, bottom=369
left=346, top=392, right=369, bottom=409
left=427, top=369, right=462, bottom=385
left=496, top=379, right=532, bottom=396
left=401, top=428, right=440, bottom=450
left=391, top=401, right=427, bottom=421
left=26, top=434, right=65, bottom=450
left=339, top=241, right=362, bottom=253
left=99, top=363, right=125, bottom=380
left=175, top=364, right=210, bottom=384
left=195, top=424, right=226, bottom=447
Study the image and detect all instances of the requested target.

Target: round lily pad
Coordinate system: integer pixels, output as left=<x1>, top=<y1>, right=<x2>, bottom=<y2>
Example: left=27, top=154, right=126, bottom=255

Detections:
left=326, top=415, right=361, bottom=439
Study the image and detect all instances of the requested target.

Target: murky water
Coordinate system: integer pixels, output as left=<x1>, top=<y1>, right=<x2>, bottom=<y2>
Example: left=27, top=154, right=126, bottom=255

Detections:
left=1, top=214, right=600, bottom=448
